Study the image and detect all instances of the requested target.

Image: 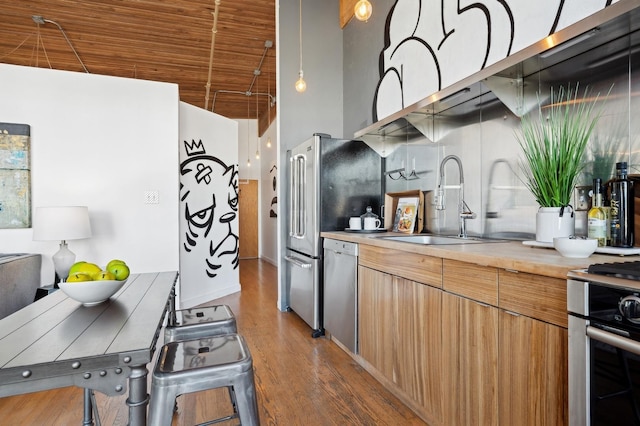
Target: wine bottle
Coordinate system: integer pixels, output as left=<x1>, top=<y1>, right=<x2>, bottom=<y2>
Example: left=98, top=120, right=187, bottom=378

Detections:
left=609, top=162, right=635, bottom=247
left=588, top=178, right=607, bottom=247
left=601, top=180, right=611, bottom=246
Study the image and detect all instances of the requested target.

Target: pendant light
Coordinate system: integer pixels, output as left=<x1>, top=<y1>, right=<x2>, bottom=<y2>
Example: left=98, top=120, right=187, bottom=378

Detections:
left=246, top=95, right=251, bottom=167
left=354, top=0, right=373, bottom=22
left=295, top=0, right=307, bottom=92
left=266, top=55, right=272, bottom=148
left=255, top=72, right=260, bottom=160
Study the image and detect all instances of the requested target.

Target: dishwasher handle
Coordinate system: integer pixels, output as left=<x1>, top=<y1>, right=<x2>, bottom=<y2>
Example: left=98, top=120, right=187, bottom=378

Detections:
left=285, top=255, right=312, bottom=269
left=323, top=238, right=358, bottom=256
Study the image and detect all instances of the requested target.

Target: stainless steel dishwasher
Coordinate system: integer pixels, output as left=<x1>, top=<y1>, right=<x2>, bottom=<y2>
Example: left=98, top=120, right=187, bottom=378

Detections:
left=323, top=238, right=358, bottom=353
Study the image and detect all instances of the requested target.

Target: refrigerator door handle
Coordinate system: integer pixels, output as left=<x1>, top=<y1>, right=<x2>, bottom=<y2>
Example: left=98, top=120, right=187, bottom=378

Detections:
left=289, top=154, right=295, bottom=237
left=289, top=153, right=306, bottom=239
left=285, top=255, right=313, bottom=269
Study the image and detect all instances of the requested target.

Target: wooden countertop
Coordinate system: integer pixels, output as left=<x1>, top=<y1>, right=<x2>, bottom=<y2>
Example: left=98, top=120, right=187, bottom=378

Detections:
left=321, top=231, right=640, bottom=280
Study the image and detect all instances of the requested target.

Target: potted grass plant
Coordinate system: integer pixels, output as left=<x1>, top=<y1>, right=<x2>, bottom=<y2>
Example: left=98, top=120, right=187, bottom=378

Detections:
left=516, top=83, right=605, bottom=242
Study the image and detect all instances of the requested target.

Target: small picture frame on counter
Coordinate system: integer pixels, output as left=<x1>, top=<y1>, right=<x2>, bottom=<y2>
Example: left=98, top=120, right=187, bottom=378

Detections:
left=385, top=190, right=424, bottom=233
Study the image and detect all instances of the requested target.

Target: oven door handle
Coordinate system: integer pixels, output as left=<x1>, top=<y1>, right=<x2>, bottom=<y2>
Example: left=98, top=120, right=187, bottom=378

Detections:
left=587, top=325, right=640, bottom=356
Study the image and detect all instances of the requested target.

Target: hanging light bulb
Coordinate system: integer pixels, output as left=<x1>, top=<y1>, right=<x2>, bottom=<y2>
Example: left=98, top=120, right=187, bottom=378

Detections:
left=295, top=0, right=307, bottom=92
left=295, top=71, right=307, bottom=93
left=354, top=0, right=373, bottom=22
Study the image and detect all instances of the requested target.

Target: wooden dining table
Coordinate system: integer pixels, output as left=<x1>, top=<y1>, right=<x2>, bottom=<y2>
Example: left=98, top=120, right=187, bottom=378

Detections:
left=0, top=271, right=178, bottom=426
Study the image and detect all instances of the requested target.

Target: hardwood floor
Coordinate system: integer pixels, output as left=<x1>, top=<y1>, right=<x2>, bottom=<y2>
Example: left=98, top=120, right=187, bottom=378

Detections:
left=0, top=259, right=426, bottom=425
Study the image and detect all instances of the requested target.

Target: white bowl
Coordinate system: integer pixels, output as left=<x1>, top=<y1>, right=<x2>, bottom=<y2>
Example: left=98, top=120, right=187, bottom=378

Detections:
left=553, top=237, right=598, bottom=258
left=59, top=279, right=127, bottom=306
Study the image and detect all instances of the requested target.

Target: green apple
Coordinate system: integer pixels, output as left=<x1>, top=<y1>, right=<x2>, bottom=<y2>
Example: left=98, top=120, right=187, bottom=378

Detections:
left=71, top=262, right=101, bottom=276
left=68, top=261, right=87, bottom=275
left=107, top=262, right=130, bottom=281
left=106, top=259, right=126, bottom=270
left=67, top=272, right=93, bottom=282
left=93, top=270, right=116, bottom=281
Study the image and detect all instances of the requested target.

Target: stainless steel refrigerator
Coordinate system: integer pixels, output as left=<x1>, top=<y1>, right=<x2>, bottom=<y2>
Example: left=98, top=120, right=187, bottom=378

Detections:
left=285, top=133, right=382, bottom=337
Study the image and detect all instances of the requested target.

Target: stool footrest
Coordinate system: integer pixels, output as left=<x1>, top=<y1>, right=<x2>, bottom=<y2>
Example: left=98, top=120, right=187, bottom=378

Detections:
left=197, top=412, right=238, bottom=426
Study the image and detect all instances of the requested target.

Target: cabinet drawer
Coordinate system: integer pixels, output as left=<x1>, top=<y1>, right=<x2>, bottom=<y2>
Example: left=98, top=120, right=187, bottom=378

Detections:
left=499, top=270, right=567, bottom=328
left=443, top=259, right=498, bottom=306
left=359, top=245, right=442, bottom=288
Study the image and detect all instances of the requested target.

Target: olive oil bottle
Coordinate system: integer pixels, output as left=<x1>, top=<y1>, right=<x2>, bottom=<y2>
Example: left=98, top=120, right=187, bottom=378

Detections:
left=609, top=162, right=634, bottom=247
left=588, top=178, right=606, bottom=247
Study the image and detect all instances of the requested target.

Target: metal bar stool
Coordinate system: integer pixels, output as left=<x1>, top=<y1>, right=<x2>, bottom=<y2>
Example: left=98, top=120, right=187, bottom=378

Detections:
left=148, top=334, right=260, bottom=426
left=164, top=304, right=239, bottom=415
left=165, top=305, right=237, bottom=343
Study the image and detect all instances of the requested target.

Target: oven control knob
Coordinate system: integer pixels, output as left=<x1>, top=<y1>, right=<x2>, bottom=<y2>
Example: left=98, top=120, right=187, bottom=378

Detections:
left=619, top=296, right=640, bottom=323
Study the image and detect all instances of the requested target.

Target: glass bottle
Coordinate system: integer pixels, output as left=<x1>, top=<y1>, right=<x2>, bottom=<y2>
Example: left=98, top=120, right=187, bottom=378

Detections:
left=601, top=180, right=612, bottom=246
left=609, top=162, right=635, bottom=247
left=588, top=178, right=606, bottom=247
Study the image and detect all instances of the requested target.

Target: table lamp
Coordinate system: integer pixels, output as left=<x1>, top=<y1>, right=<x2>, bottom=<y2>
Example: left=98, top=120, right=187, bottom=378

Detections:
left=33, top=206, right=92, bottom=282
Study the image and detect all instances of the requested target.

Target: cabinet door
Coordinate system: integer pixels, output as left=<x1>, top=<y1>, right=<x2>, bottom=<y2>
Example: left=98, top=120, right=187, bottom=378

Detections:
left=499, top=310, right=568, bottom=426
left=394, top=276, right=442, bottom=424
left=442, top=292, right=499, bottom=426
left=358, top=265, right=394, bottom=380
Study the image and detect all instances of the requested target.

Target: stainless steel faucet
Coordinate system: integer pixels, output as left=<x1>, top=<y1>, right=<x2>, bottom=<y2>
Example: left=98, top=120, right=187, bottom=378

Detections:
left=435, top=155, right=476, bottom=238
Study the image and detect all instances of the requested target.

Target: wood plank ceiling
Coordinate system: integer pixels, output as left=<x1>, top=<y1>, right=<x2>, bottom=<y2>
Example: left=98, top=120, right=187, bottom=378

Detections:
left=0, top=0, right=277, bottom=132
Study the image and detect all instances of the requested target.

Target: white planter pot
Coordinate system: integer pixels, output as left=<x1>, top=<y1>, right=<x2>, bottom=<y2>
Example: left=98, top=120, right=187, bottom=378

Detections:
left=536, top=206, right=575, bottom=243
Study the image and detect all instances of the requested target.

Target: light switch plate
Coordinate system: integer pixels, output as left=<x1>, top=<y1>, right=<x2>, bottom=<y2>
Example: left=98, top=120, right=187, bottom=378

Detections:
left=574, top=185, right=591, bottom=211
left=144, top=190, right=159, bottom=204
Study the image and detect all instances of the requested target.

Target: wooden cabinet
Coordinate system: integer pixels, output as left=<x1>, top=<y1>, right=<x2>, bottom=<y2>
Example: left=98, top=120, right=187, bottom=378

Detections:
left=359, top=244, right=442, bottom=287
left=499, top=269, right=567, bottom=328
left=356, top=244, right=568, bottom=426
left=358, top=265, right=394, bottom=380
left=443, top=259, right=498, bottom=305
left=358, top=265, right=442, bottom=425
left=443, top=260, right=568, bottom=425
left=498, top=310, right=568, bottom=426
left=442, top=291, right=499, bottom=426
left=394, top=275, right=442, bottom=422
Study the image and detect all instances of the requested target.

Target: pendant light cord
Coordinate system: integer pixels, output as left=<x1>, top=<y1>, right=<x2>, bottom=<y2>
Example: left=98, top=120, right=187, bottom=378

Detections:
left=299, top=0, right=303, bottom=73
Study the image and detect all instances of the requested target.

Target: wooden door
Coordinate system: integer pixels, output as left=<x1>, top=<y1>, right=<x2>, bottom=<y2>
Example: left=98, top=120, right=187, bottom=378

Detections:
left=442, top=292, right=499, bottom=426
left=239, top=179, right=258, bottom=259
left=498, top=311, right=568, bottom=426
left=394, top=277, right=442, bottom=425
left=358, top=265, right=394, bottom=380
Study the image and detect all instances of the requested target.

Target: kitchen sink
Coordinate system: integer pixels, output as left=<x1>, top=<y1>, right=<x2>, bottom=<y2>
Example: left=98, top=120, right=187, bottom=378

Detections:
left=378, top=235, right=503, bottom=245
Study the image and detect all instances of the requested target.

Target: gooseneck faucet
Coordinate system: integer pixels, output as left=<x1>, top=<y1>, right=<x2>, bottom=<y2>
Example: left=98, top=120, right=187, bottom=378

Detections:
left=435, top=155, right=476, bottom=238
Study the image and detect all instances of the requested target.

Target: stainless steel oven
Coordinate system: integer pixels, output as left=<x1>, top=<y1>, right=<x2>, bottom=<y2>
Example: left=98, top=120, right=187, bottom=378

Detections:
left=568, top=263, right=640, bottom=426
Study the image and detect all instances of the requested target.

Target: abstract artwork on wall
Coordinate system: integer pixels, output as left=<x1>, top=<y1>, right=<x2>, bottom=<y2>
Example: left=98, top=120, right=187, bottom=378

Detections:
left=269, top=164, right=277, bottom=218
left=0, top=122, right=31, bottom=228
left=180, top=138, right=239, bottom=278
left=374, top=0, right=612, bottom=121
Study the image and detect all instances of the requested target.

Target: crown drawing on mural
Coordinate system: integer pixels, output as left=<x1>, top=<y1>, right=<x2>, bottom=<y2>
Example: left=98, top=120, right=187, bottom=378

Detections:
left=184, top=139, right=206, bottom=156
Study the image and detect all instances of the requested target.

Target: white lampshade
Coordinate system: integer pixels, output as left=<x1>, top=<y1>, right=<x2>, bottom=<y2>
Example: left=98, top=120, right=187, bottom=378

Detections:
left=33, top=206, right=92, bottom=242
left=33, top=206, right=92, bottom=282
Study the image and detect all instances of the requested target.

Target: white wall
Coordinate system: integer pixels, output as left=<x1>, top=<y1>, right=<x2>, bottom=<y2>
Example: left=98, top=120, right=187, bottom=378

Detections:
left=235, top=117, right=279, bottom=265
left=0, top=63, right=180, bottom=285
left=259, top=119, right=278, bottom=265
left=276, top=0, right=344, bottom=310
left=237, top=118, right=261, bottom=181
left=179, top=102, right=240, bottom=308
